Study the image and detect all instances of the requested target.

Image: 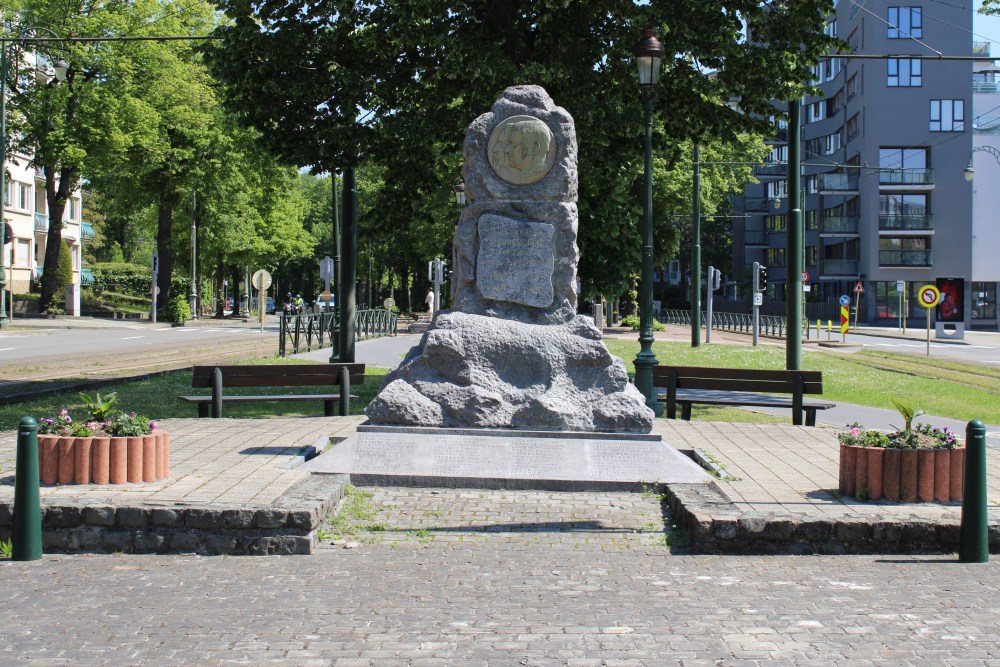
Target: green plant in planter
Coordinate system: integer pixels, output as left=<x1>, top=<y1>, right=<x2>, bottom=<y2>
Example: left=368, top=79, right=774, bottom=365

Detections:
left=838, top=401, right=961, bottom=450
left=107, top=411, right=154, bottom=437
left=80, top=391, right=119, bottom=422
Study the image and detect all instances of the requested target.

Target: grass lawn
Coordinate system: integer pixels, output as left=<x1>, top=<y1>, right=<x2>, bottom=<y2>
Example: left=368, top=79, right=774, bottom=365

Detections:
left=0, top=356, right=390, bottom=432
left=605, top=339, right=1000, bottom=424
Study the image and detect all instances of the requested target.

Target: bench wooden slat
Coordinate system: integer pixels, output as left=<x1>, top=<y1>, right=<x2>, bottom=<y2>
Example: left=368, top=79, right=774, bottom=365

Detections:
left=181, top=363, right=366, bottom=418
left=191, top=363, right=365, bottom=388
left=651, top=364, right=831, bottom=426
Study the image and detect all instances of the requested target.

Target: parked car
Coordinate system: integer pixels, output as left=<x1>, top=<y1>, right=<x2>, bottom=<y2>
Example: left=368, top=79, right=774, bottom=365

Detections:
left=266, top=297, right=276, bottom=314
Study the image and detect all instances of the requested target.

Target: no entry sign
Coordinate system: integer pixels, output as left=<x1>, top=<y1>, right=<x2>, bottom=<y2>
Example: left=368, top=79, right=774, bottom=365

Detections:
left=918, top=285, right=941, bottom=308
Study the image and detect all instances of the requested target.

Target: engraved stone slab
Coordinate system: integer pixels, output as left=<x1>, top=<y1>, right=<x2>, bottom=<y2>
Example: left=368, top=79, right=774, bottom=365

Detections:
left=477, top=214, right=555, bottom=308
left=302, top=426, right=711, bottom=490
left=487, top=115, right=557, bottom=185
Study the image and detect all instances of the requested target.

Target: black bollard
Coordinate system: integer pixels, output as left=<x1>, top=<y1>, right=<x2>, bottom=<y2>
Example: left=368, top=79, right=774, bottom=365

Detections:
left=211, top=367, right=223, bottom=418
left=12, top=417, right=42, bottom=561
left=959, top=419, right=989, bottom=563
left=339, top=366, right=350, bottom=416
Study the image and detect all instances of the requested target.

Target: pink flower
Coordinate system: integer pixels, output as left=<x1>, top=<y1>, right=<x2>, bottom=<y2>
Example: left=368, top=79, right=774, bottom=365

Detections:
left=60, top=409, right=68, bottom=416
left=850, top=427, right=861, bottom=437
left=150, top=422, right=157, bottom=431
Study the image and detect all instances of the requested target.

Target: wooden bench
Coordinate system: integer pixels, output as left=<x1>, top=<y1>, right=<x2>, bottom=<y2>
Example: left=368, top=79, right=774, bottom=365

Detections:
left=179, top=363, right=365, bottom=418
left=651, top=365, right=834, bottom=426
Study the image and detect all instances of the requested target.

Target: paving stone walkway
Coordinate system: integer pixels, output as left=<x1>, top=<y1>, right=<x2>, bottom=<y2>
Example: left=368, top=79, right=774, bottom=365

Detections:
left=3, top=546, right=999, bottom=665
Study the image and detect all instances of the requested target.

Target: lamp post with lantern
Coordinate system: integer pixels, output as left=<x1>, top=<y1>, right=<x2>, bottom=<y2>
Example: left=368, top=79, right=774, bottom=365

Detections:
left=631, top=28, right=665, bottom=416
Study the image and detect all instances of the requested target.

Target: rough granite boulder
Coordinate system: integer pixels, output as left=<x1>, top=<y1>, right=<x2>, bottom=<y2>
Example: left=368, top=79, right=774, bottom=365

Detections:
left=366, top=312, right=653, bottom=432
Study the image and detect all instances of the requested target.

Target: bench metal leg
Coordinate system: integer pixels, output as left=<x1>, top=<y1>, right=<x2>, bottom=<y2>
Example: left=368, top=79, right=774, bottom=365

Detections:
left=681, top=403, right=693, bottom=420
left=197, top=403, right=209, bottom=418
left=805, top=409, right=817, bottom=427
left=324, top=400, right=335, bottom=417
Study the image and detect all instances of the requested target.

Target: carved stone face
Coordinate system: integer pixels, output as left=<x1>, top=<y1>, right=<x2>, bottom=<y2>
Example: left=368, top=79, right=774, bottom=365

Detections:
left=487, top=116, right=556, bottom=185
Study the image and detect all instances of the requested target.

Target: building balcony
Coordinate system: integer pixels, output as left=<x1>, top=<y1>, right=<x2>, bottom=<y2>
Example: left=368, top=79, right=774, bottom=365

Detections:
left=821, top=216, right=859, bottom=235
left=879, top=250, right=933, bottom=267
left=34, top=213, right=48, bottom=233
left=823, top=258, right=859, bottom=276
left=744, top=197, right=778, bottom=212
left=974, top=41, right=991, bottom=57
left=974, top=81, right=999, bottom=94
left=755, top=163, right=787, bottom=178
left=879, top=169, right=934, bottom=186
left=817, top=173, right=859, bottom=192
left=81, top=222, right=95, bottom=241
left=744, top=229, right=769, bottom=246
left=879, top=214, right=934, bottom=232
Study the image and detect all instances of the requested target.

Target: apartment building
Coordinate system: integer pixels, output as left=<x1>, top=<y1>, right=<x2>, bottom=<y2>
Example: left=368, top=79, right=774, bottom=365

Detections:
left=732, top=0, right=998, bottom=332
left=2, top=51, right=89, bottom=314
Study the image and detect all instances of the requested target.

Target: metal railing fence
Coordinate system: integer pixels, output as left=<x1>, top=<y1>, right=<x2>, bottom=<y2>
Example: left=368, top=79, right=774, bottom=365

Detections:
left=278, top=308, right=397, bottom=356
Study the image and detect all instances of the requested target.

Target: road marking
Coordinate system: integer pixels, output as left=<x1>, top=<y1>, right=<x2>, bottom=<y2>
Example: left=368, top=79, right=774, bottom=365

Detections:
left=121, top=336, right=145, bottom=340
left=0, top=347, right=15, bottom=352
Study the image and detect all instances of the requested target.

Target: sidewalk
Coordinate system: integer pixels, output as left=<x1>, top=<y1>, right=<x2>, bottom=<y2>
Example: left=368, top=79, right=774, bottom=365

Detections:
left=1, top=415, right=997, bottom=555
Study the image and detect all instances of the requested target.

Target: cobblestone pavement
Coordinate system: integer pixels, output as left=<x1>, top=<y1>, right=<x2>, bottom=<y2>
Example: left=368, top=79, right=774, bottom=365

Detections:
left=4, top=487, right=1000, bottom=665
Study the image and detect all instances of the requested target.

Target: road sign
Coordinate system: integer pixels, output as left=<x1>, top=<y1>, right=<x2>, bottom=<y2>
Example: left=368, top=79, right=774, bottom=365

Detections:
left=251, top=269, right=272, bottom=292
left=853, top=281, right=865, bottom=293
left=918, top=285, right=941, bottom=308
left=839, top=294, right=851, bottom=307
left=802, top=270, right=810, bottom=283
left=383, top=297, right=396, bottom=310
left=752, top=293, right=763, bottom=306
left=840, top=306, right=849, bottom=334
left=320, top=290, right=332, bottom=301
left=896, top=280, right=905, bottom=292
left=319, top=256, right=335, bottom=281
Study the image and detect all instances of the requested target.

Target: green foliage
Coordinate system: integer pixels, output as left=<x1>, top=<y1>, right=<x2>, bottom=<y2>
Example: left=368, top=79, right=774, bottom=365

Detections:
left=162, top=295, right=192, bottom=323
left=890, top=399, right=926, bottom=435
left=620, top=314, right=664, bottom=332
left=0, top=539, right=11, bottom=559
left=79, top=391, right=119, bottom=422
left=106, top=411, right=154, bottom=438
left=50, top=242, right=74, bottom=303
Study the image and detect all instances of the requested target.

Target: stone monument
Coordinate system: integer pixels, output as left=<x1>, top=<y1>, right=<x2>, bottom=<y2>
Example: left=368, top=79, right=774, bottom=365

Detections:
left=366, top=85, right=654, bottom=433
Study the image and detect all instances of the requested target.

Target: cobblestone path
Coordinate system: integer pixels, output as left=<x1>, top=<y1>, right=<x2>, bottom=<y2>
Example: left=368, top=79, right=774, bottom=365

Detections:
left=2, top=487, right=999, bottom=665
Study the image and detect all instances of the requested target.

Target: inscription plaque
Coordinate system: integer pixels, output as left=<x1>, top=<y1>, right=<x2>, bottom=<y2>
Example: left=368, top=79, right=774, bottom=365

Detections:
left=477, top=214, right=555, bottom=307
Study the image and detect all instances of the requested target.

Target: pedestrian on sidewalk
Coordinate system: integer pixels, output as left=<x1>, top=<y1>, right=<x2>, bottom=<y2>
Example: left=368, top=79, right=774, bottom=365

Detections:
left=425, top=288, right=435, bottom=315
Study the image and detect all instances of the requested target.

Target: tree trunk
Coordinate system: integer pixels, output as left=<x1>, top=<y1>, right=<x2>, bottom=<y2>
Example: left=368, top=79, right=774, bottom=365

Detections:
left=155, top=173, right=176, bottom=310
left=215, top=254, right=225, bottom=318
left=230, top=265, right=242, bottom=317
left=39, top=165, right=78, bottom=313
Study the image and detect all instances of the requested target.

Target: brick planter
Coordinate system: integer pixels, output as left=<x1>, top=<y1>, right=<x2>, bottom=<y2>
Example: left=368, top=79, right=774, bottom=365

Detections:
left=839, top=443, right=963, bottom=503
left=37, top=432, right=170, bottom=485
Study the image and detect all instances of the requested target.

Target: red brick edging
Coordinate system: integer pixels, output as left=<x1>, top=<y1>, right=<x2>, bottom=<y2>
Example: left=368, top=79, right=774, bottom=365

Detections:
left=38, top=432, right=170, bottom=485
left=839, top=443, right=963, bottom=503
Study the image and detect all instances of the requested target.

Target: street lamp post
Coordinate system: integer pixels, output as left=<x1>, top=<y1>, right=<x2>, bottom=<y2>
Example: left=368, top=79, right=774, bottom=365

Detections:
left=964, top=145, right=1000, bottom=182
left=1, top=34, right=68, bottom=329
left=785, top=98, right=803, bottom=370
left=631, top=28, right=665, bottom=417
left=189, top=190, right=198, bottom=319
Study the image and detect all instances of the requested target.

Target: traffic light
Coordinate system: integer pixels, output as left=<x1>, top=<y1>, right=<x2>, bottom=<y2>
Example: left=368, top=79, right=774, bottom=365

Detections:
left=712, top=268, right=722, bottom=290
left=755, top=264, right=767, bottom=292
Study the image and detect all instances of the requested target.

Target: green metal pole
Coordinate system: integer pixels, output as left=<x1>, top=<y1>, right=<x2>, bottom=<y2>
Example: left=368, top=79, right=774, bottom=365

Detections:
left=691, top=143, right=701, bottom=347
left=786, top=98, right=803, bottom=370
left=1, top=41, right=9, bottom=330
left=329, top=172, right=342, bottom=363
left=633, top=90, right=661, bottom=416
left=12, top=416, right=42, bottom=561
left=960, top=419, right=989, bottom=563
left=338, top=166, right=357, bottom=363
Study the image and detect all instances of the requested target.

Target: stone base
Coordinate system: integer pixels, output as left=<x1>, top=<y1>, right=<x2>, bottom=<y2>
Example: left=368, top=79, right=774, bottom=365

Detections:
left=365, top=311, right=654, bottom=433
left=302, top=425, right=710, bottom=490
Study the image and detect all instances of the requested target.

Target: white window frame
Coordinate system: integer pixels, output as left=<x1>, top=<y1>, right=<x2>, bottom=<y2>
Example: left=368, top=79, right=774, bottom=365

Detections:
left=15, top=239, right=31, bottom=267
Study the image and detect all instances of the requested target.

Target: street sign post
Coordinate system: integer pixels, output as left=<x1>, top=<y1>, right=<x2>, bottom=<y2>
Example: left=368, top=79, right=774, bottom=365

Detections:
left=840, top=305, right=849, bottom=342
left=918, top=284, right=941, bottom=356
left=251, top=269, right=272, bottom=332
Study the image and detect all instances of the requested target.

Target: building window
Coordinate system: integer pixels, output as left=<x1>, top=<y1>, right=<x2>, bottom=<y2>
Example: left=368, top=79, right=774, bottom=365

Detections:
left=66, top=198, right=79, bottom=221
left=880, top=193, right=927, bottom=217
left=888, top=58, right=921, bottom=87
left=879, top=147, right=927, bottom=170
left=929, top=99, right=964, bottom=132
left=827, top=89, right=845, bottom=117
left=767, top=145, right=787, bottom=163
left=805, top=210, right=818, bottom=231
left=809, top=101, right=825, bottom=123
left=766, top=215, right=786, bottom=233
left=806, top=246, right=818, bottom=266
left=846, top=114, right=860, bottom=142
left=888, top=7, right=922, bottom=39
left=824, top=132, right=841, bottom=155
left=16, top=239, right=31, bottom=267
left=879, top=237, right=932, bottom=266
left=848, top=29, right=859, bottom=52
left=767, top=180, right=787, bottom=201
left=766, top=248, right=786, bottom=267
left=971, top=282, right=996, bottom=320
left=18, top=183, right=32, bottom=210
left=847, top=74, right=859, bottom=99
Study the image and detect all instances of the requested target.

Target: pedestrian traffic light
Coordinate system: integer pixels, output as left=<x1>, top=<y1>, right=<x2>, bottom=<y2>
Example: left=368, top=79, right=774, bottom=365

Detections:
left=756, top=264, right=767, bottom=292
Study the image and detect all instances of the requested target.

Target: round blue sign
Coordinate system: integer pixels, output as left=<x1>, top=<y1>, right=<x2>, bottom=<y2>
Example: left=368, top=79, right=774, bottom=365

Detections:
left=839, top=295, right=851, bottom=307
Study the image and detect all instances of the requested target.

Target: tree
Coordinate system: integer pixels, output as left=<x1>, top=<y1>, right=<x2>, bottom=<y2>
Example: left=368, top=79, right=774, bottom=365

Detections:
left=207, top=1, right=838, bottom=300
